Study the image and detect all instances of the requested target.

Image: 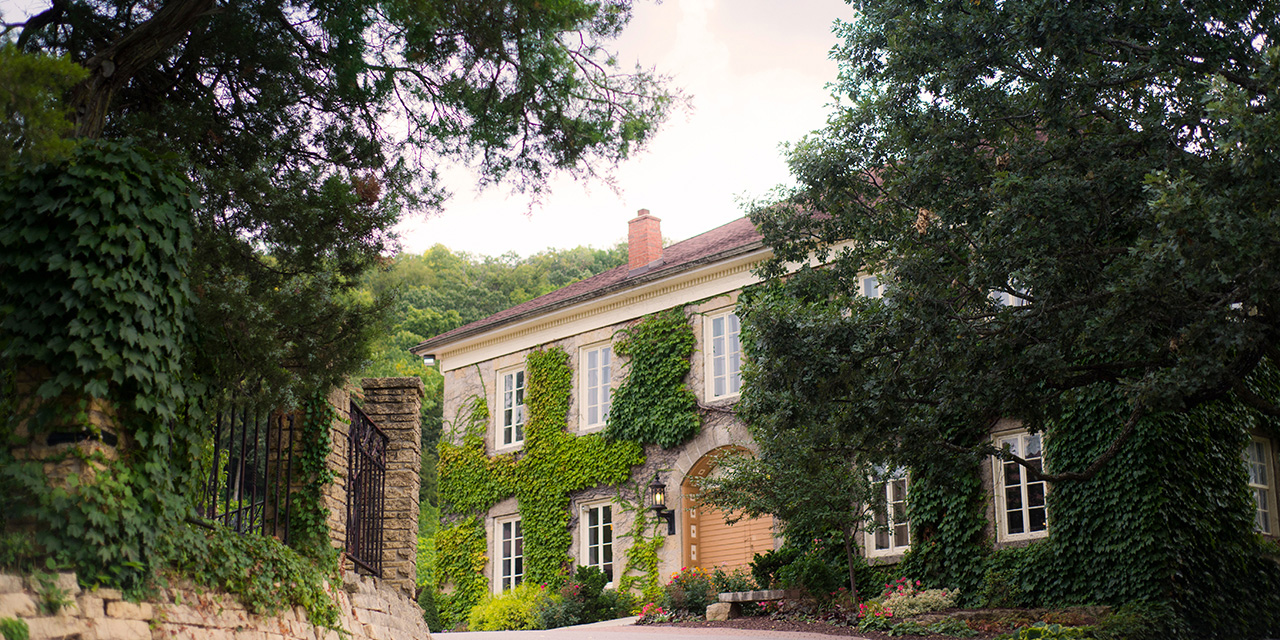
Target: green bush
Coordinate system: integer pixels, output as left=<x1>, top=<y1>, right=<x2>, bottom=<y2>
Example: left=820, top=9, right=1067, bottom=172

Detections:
left=535, top=594, right=583, bottom=629
left=752, top=547, right=800, bottom=589
left=711, top=567, right=756, bottom=593
left=776, top=548, right=843, bottom=599
left=1090, top=601, right=1187, bottom=640
left=417, top=586, right=440, bottom=631
left=467, top=583, right=550, bottom=631
left=596, top=588, right=637, bottom=620
left=0, top=618, right=29, bottom=640
left=1003, top=622, right=1089, bottom=640
left=662, top=566, right=716, bottom=616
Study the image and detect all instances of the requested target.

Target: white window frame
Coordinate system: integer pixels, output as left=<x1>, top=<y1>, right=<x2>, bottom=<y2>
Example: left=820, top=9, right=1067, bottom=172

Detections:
left=495, top=515, right=523, bottom=594
left=1245, top=436, right=1276, bottom=535
left=861, top=275, right=885, bottom=299
left=579, top=501, right=615, bottom=584
left=865, top=467, right=911, bottom=557
left=993, top=431, right=1049, bottom=542
left=580, top=342, right=613, bottom=431
left=497, top=366, right=526, bottom=449
left=706, top=310, right=742, bottom=400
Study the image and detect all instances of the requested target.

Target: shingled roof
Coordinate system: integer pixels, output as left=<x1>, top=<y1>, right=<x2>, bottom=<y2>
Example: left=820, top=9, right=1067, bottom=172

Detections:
left=411, top=216, right=763, bottom=353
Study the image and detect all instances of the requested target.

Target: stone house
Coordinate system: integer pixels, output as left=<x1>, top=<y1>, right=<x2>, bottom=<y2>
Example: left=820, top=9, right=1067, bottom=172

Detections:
left=410, top=211, right=1280, bottom=597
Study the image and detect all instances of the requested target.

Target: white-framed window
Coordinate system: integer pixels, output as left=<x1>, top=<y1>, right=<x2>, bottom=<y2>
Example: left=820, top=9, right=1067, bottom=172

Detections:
left=497, top=515, right=524, bottom=593
left=499, top=368, right=526, bottom=447
left=707, top=311, right=742, bottom=399
left=861, top=275, right=885, bottom=299
left=580, top=502, right=615, bottom=582
left=581, top=343, right=612, bottom=430
left=866, top=467, right=910, bottom=556
left=1245, top=436, right=1274, bottom=534
left=994, top=432, right=1048, bottom=541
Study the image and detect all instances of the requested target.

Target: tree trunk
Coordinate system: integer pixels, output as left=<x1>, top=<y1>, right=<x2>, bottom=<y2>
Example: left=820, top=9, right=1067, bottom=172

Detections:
left=841, top=523, right=860, bottom=604
left=68, top=0, right=217, bottom=138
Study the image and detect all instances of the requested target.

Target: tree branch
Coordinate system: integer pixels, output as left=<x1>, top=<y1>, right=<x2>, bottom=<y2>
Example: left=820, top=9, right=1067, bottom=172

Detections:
left=991, top=405, right=1144, bottom=483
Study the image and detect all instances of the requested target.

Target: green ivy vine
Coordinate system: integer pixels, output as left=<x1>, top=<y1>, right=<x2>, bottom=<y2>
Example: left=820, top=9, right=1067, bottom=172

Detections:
left=613, top=485, right=665, bottom=604
left=288, top=393, right=339, bottom=567
left=435, top=347, right=645, bottom=615
left=433, top=517, right=489, bottom=630
left=606, top=308, right=700, bottom=448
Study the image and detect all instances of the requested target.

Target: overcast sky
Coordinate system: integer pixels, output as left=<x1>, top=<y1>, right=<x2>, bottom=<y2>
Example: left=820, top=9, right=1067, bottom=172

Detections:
left=1, top=0, right=853, bottom=258
left=402, top=0, right=851, bottom=257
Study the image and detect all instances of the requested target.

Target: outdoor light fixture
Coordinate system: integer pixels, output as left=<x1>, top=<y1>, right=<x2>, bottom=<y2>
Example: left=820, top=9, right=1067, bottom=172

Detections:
left=648, top=472, right=676, bottom=535
left=422, top=354, right=436, bottom=367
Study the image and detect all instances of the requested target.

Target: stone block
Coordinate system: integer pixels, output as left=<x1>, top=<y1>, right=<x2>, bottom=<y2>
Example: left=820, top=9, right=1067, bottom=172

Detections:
left=349, top=593, right=386, bottom=612
left=0, top=592, right=37, bottom=617
left=705, top=602, right=739, bottom=621
left=25, top=616, right=89, bottom=640
left=93, top=588, right=123, bottom=602
left=106, top=600, right=152, bottom=620
left=0, top=574, right=22, bottom=594
left=86, top=617, right=150, bottom=640
left=54, top=572, right=80, bottom=596
left=78, top=594, right=105, bottom=618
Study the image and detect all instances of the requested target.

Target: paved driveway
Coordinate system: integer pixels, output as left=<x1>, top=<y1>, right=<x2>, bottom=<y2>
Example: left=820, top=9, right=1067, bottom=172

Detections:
left=435, top=617, right=863, bottom=640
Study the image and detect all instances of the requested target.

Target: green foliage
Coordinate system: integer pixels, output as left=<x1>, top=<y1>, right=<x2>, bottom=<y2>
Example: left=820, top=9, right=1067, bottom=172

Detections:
left=433, top=518, right=489, bottom=631
left=0, top=617, right=28, bottom=640
left=289, top=394, right=339, bottom=566
left=607, top=308, right=699, bottom=447
left=417, top=585, right=440, bottom=632
left=751, top=547, right=800, bottom=590
left=535, top=565, right=637, bottom=628
left=31, top=569, right=71, bottom=615
left=928, top=618, right=979, bottom=638
left=466, top=583, right=550, bottom=631
left=1089, top=601, right=1186, bottom=640
left=0, top=44, right=86, bottom=168
left=436, top=347, right=644, bottom=594
left=1002, top=622, right=1090, bottom=640
left=615, top=508, right=664, bottom=603
left=0, top=139, right=193, bottom=420
left=168, top=526, right=340, bottom=628
left=0, top=532, right=38, bottom=573
left=661, top=566, right=715, bottom=617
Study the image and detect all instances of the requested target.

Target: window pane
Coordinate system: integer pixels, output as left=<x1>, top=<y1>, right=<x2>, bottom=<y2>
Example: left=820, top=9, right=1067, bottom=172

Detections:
left=1026, top=434, right=1042, bottom=458
left=1004, top=462, right=1020, bottom=486
left=863, top=276, right=879, bottom=298
left=1005, top=486, right=1022, bottom=510
left=875, top=529, right=889, bottom=550
left=1029, top=507, right=1047, bottom=532
left=1027, top=482, right=1045, bottom=508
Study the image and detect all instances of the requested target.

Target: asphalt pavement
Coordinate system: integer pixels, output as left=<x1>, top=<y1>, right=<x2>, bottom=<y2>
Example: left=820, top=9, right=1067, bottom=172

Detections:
left=434, top=617, right=864, bottom=640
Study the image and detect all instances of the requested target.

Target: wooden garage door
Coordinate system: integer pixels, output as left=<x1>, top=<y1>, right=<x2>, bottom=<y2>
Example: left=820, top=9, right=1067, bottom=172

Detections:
left=695, top=504, right=774, bottom=573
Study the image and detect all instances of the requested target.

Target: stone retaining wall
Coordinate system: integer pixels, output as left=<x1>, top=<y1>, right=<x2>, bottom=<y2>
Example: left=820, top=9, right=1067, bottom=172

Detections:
left=0, top=570, right=431, bottom=640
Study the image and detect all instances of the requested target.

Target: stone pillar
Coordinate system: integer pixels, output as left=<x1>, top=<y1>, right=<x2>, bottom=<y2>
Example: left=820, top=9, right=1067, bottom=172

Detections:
left=322, top=386, right=354, bottom=553
left=360, top=377, right=424, bottom=599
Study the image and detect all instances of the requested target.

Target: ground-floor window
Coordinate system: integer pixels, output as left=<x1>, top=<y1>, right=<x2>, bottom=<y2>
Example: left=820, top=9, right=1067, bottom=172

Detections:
left=499, top=516, right=523, bottom=592
left=995, top=431, right=1048, bottom=541
left=582, top=503, right=614, bottom=581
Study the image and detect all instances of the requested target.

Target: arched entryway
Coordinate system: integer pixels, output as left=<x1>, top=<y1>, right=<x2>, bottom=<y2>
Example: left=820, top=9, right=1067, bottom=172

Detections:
left=680, top=446, right=776, bottom=573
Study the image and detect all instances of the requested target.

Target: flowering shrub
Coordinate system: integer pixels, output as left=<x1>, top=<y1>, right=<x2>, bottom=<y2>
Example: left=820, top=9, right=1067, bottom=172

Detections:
left=662, top=566, right=716, bottom=616
left=636, top=601, right=672, bottom=624
left=879, top=577, right=958, bottom=618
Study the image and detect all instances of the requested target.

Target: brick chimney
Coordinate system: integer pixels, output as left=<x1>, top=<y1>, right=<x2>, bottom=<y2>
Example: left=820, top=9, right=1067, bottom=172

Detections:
left=628, top=209, right=662, bottom=271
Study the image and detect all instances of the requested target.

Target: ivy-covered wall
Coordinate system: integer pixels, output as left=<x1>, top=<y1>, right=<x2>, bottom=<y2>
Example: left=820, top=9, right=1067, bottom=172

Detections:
left=897, top=382, right=1280, bottom=639
left=433, top=305, right=730, bottom=627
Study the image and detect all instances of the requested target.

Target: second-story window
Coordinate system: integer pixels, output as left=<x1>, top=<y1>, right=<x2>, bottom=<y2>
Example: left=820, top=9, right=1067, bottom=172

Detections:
left=583, top=344, right=612, bottom=428
left=501, top=368, right=525, bottom=447
left=709, top=311, right=742, bottom=399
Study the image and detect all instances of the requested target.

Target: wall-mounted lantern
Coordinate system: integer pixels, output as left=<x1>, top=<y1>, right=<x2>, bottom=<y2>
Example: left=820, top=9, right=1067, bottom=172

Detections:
left=648, top=472, right=676, bottom=535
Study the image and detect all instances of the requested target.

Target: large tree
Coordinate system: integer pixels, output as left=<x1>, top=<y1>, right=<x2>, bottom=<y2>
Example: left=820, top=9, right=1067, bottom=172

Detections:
left=4, top=0, right=675, bottom=403
left=746, top=0, right=1280, bottom=479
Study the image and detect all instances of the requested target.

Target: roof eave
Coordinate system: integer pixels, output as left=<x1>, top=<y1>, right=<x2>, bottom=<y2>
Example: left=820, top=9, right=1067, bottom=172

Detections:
left=409, top=238, right=765, bottom=355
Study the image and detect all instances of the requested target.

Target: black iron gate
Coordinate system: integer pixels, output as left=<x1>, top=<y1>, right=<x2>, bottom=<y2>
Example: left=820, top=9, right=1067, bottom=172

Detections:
left=346, top=401, right=388, bottom=576
left=196, top=407, right=295, bottom=542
